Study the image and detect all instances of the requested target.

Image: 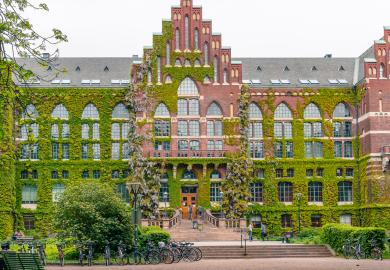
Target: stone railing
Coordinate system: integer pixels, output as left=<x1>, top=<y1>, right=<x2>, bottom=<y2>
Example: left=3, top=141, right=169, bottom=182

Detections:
left=141, top=209, right=182, bottom=230
left=204, top=210, right=246, bottom=229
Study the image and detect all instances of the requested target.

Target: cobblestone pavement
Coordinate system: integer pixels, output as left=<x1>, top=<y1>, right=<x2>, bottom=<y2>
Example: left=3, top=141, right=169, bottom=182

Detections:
left=46, top=258, right=390, bottom=270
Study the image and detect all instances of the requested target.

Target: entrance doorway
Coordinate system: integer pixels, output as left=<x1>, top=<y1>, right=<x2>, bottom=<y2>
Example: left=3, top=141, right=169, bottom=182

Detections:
left=181, top=186, right=197, bottom=220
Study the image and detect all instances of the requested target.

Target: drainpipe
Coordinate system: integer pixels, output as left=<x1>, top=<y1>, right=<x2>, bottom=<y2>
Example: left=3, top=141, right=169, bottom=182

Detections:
left=353, top=84, right=362, bottom=226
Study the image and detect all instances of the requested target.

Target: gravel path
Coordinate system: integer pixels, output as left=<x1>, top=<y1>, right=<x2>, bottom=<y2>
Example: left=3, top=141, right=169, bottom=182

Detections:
left=46, top=258, right=390, bottom=270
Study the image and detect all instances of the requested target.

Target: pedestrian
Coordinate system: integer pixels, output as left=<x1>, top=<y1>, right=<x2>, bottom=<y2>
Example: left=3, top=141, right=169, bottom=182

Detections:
left=189, top=204, right=193, bottom=220
left=261, top=223, right=266, bottom=241
left=248, top=222, right=253, bottom=241
left=198, top=205, right=203, bottom=219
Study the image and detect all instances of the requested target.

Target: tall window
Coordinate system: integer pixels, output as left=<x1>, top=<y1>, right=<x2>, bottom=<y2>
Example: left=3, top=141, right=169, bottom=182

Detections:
left=308, top=182, right=323, bottom=202
left=210, top=183, right=221, bottom=202
left=175, top=28, right=180, bottom=50
left=250, top=183, right=263, bottom=203
left=22, top=185, right=37, bottom=204
left=157, top=56, right=161, bottom=83
left=250, top=141, right=264, bottom=158
left=184, top=16, right=189, bottom=49
left=249, top=103, right=263, bottom=158
left=333, top=103, right=352, bottom=158
left=207, top=120, right=222, bottom=136
left=305, top=142, right=323, bottom=158
left=81, top=104, right=100, bottom=160
left=51, top=104, right=70, bottom=160
left=204, top=42, right=209, bottom=65
left=111, top=103, right=129, bottom=160
left=334, top=141, right=353, bottom=158
left=274, top=103, right=293, bottom=158
left=166, top=42, right=171, bottom=65
left=281, top=214, right=292, bottom=228
left=223, top=69, right=228, bottom=84
left=117, top=184, right=130, bottom=203
left=20, top=105, right=40, bottom=160
left=52, top=183, right=65, bottom=202
left=338, top=181, right=353, bottom=202
left=160, top=181, right=169, bottom=202
left=178, top=120, right=200, bottom=136
left=278, top=182, right=293, bottom=202
left=304, top=103, right=323, bottom=158
left=214, top=56, right=219, bottom=83
left=194, top=28, right=199, bottom=50
left=380, top=63, right=385, bottom=78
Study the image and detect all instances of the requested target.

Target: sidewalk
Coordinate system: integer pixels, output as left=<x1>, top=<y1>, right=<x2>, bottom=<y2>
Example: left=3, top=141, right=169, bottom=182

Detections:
left=193, top=240, right=291, bottom=246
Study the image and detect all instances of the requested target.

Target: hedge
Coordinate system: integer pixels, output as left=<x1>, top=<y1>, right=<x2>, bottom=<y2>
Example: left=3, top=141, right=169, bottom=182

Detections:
left=139, top=226, right=170, bottom=249
left=322, top=223, right=387, bottom=255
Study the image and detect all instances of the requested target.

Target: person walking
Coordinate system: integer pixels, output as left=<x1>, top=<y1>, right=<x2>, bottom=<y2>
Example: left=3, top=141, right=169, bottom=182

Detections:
left=189, top=204, right=193, bottom=220
left=198, top=205, right=203, bottom=220
left=261, top=223, right=266, bottom=241
left=248, top=222, right=253, bottom=241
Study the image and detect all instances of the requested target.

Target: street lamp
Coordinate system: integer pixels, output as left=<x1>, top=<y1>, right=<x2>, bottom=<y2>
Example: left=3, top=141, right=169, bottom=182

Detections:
left=220, top=191, right=224, bottom=219
left=163, top=192, right=168, bottom=218
left=295, top=193, right=303, bottom=236
left=127, top=182, right=144, bottom=259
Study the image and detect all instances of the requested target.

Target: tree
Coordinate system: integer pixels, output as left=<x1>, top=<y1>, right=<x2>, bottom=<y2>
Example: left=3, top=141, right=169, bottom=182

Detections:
left=54, top=182, right=133, bottom=252
left=222, top=85, right=253, bottom=219
left=0, top=0, right=66, bottom=239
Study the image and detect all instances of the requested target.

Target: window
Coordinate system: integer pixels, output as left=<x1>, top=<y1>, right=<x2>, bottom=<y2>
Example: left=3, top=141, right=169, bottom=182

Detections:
left=333, top=103, right=351, bottom=118
left=175, top=28, right=180, bottom=50
left=210, top=170, right=221, bottom=179
left=155, top=103, right=170, bottom=117
left=380, top=63, right=385, bottom=78
left=51, top=171, right=59, bottom=179
left=204, top=43, right=209, bottom=65
left=316, top=168, right=324, bottom=177
left=117, top=184, right=130, bottom=203
left=183, top=170, right=196, bottom=180
left=155, top=120, right=170, bottom=136
left=336, top=168, right=343, bottom=177
left=92, top=123, right=100, bottom=140
left=189, top=99, right=199, bottom=115
left=190, top=140, right=200, bottom=151
left=178, top=77, right=198, bottom=96
left=82, top=170, right=89, bottom=179
left=275, top=142, right=283, bottom=158
left=274, top=122, right=292, bottom=139
left=304, top=103, right=321, bottom=119
left=166, top=42, right=171, bottom=65
left=21, top=144, right=29, bottom=159
left=210, top=183, right=221, bottom=202
left=178, top=121, right=200, bottom=136
left=256, top=169, right=265, bottom=179
left=111, top=143, right=120, bottom=160
left=62, top=170, right=69, bottom=179
left=286, top=142, right=294, bottom=158
left=52, top=104, right=69, bottom=119
left=22, top=104, right=39, bottom=119
left=249, top=103, right=262, bottom=119
left=308, top=182, right=323, bottom=202
left=111, top=123, right=120, bottom=139
left=305, top=142, right=323, bottom=158
left=23, top=215, right=35, bottom=230
left=207, top=102, right=222, bottom=116
left=346, top=168, right=354, bottom=177
left=22, top=185, right=37, bottom=204
left=194, top=28, right=199, bottom=50
left=249, top=123, right=263, bottom=139
left=274, top=103, right=292, bottom=119
left=178, top=140, right=188, bottom=151
left=344, top=142, right=353, bottom=158
left=111, top=103, right=129, bottom=119
left=21, top=170, right=28, bottom=179
left=278, top=182, right=293, bottom=202
left=306, top=169, right=314, bottom=177
left=121, top=123, right=129, bottom=140
left=207, top=140, right=223, bottom=151
left=333, top=122, right=352, bottom=137
left=93, top=170, right=101, bottom=179
left=31, top=144, right=39, bottom=160
left=311, top=215, right=322, bottom=227
left=185, top=16, right=189, bottom=49
left=338, top=181, right=353, bottom=202
left=123, top=170, right=129, bottom=178
left=214, top=56, right=219, bottom=83
left=62, top=124, right=70, bottom=139
left=157, top=56, right=161, bottom=83
left=334, top=141, right=342, bottom=158
left=52, top=143, right=59, bottom=160
left=92, top=144, right=100, bottom=160
left=160, top=182, right=169, bottom=202
left=112, top=170, right=120, bottom=179
left=250, top=141, right=264, bottom=158
left=82, top=104, right=99, bottom=119
left=340, top=214, right=352, bottom=225
left=51, top=124, right=59, bottom=139
left=82, top=124, right=89, bottom=139
left=250, top=183, right=263, bottom=203
left=155, top=141, right=170, bottom=151
left=32, top=170, right=38, bottom=179
left=304, top=122, right=323, bottom=138
left=276, top=169, right=283, bottom=178
left=286, top=168, right=294, bottom=178
left=281, top=214, right=292, bottom=228
left=122, top=143, right=130, bottom=159
left=334, top=141, right=352, bottom=158
left=207, top=120, right=222, bottom=136
left=52, top=184, right=65, bottom=202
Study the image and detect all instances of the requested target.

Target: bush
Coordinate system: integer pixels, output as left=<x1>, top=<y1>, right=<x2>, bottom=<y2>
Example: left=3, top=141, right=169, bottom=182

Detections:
left=322, top=224, right=387, bottom=255
left=139, top=226, right=170, bottom=248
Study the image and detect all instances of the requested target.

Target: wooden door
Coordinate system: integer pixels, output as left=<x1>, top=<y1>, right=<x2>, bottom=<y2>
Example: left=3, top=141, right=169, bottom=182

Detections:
left=181, top=194, right=197, bottom=220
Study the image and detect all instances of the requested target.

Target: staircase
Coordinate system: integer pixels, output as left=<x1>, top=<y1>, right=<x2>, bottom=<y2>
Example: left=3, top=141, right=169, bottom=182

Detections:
left=168, top=219, right=242, bottom=241
left=200, top=245, right=333, bottom=259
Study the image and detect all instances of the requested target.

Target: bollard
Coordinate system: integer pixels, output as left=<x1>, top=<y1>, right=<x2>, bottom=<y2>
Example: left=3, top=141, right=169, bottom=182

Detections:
left=244, top=239, right=247, bottom=256
left=240, top=229, right=243, bottom=248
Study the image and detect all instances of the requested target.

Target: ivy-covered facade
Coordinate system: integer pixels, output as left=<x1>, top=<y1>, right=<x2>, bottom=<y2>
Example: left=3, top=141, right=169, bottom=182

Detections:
left=1, top=0, right=390, bottom=238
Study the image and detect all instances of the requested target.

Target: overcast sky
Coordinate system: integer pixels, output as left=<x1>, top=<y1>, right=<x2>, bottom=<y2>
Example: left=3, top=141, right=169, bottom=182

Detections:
left=25, top=0, right=390, bottom=58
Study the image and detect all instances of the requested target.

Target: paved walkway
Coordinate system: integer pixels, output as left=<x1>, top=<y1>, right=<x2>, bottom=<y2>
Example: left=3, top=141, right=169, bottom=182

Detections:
left=46, top=258, right=390, bottom=270
left=193, top=240, right=288, bottom=246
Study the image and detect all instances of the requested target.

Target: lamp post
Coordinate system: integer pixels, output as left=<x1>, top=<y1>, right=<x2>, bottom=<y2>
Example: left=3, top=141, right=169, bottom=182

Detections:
left=296, top=193, right=303, bottom=236
left=220, top=191, right=224, bottom=219
left=163, top=192, right=168, bottom=218
left=127, top=182, right=144, bottom=259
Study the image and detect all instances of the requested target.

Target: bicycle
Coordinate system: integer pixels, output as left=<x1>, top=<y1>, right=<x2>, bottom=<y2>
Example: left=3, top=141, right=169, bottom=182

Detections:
left=369, top=240, right=383, bottom=260
left=350, top=238, right=363, bottom=260
left=157, top=242, right=174, bottom=264
left=177, top=241, right=201, bottom=262
left=36, top=242, right=46, bottom=266
left=57, top=244, right=65, bottom=267
left=103, top=242, right=111, bottom=266
left=86, top=241, right=94, bottom=266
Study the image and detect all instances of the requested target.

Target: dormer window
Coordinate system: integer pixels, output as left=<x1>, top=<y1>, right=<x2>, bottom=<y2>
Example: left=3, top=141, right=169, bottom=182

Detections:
left=76, top=66, right=81, bottom=72
left=284, top=66, right=290, bottom=72
left=104, top=66, right=109, bottom=72
left=257, top=66, right=262, bottom=71
left=339, top=66, right=345, bottom=71
left=312, top=66, right=318, bottom=71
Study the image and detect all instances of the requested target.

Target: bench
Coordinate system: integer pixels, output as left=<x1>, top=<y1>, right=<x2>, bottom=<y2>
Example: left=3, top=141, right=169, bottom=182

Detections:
left=2, top=252, right=44, bottom=270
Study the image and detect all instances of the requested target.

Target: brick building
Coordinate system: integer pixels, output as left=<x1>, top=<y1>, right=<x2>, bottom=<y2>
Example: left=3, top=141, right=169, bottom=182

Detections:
left=2, top=0, right=390, bottom=236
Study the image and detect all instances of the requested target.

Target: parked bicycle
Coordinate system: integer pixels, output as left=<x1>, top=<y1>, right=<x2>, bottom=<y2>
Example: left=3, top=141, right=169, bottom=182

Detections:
left=369, top=239, right=383, bottom=260
left=36, top=242, right=46, bottom=266
left=103, top=242, right=111, bottom=266
left=57, top=244, right=65, bottom=267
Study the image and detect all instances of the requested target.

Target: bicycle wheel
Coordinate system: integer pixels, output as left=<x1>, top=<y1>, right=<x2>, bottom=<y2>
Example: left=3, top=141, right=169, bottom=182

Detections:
left=160, top=249, right=174, bottom=264
left=129, top=251, right=143, bottom=265
left=146, top=251, right=161, bottom=265
left=172, top=248, right=182, bottom=263
left=371, top=249, right=383, bottom=260
left=182, top=248, right=197, bottom=262
left=193, top=247, right=202, bottom=261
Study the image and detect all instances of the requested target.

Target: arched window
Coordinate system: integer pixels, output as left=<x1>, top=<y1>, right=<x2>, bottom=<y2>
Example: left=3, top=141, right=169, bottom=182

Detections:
left=214, top=56, right=219, bottom=83
left=166, top=42, right=171, bottom=66
left=204, top=42, right=209, bottom=65
left=147, top=69, right=152, bottom=84
left=333, top=103, right=351, bottom=118
left=194, top=28, right=199, bottom=50
left=184, top=59, right=191, bottom=67
left=183, top=169, right=196, bottom=179
left=175, top=58, right=182, bottom=67
left=175, top=28, right=180, bottom=50
left=155, top=103, right=170, bottom=117
left=112, top=103, right=129, bottom=119
left=274, top=103, right=292, bottom=119
left=184, top=16, right=190, bottom=49
left=304, top=103, right=321, bottom=119
left=51, top=104, right=69, bottom=119
left=210, top=170, right=221, bottom=179
left=380, top=63, right=385, bottom=78
left=178, top=77, right=199, bottom=96
left=23, top=104, right=39, bottom=119
left=194, top=59, right=201, bottom=67
left=207, top=102, right=222, bottom=116
left=249, top=103, right=262, bottom=119
left=82, top=104, right=99, bottom=119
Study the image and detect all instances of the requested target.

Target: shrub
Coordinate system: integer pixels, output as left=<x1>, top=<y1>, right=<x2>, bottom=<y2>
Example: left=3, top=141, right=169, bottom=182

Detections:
left=322, top=224, right=387, bottom=255
left=139, top=226, right=170, bottom=248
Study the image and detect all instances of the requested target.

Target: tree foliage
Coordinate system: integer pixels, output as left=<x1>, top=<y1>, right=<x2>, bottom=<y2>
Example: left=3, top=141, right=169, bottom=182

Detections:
left=53, top=182, right=133, bottom=251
